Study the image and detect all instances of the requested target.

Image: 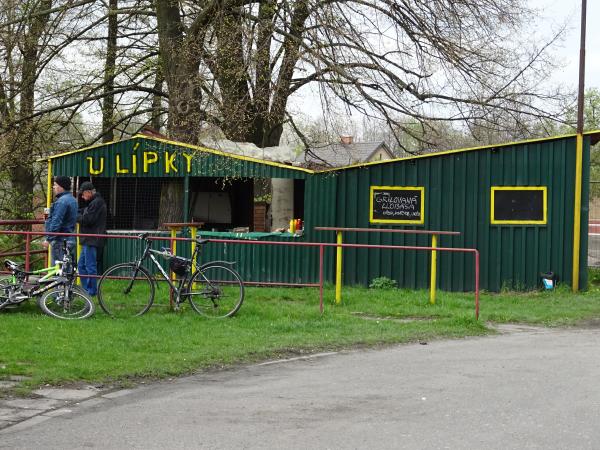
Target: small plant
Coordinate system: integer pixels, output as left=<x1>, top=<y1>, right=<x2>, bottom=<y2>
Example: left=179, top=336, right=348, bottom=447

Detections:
left=369, top=277, right=397, bottom=289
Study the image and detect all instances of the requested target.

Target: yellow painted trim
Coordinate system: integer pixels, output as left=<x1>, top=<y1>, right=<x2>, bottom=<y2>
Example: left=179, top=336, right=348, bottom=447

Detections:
left=317, top=130, right=600, bottom=173
left=572, top=134, right=583, bottom=292
left=191, top=227, right=197, bottom=276
left=430, top=234, right=437, bottom=305
left=335, top=231, right=342, bottom=304
left=37, top=131, right=600, bottom=178
left=39, top=136, right=137, bottom=161
left=490, top=186, right=547, bottom=225
left=46, top=160, right=53, bottom=209
left=369, top=185, right=425, bottom=225
left=170, top=229, right=177, bottom=283
left=76, top=223, right=81, bottom=286
left=135, top=135, right=314, bottom=173
left=38, top=134, right=314, bottom=174
left=46, top=160, right=52, bottom=265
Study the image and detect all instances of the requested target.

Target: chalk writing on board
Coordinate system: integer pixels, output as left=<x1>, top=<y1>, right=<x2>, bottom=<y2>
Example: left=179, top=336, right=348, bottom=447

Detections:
left=370, top=186, right=424, bottom=224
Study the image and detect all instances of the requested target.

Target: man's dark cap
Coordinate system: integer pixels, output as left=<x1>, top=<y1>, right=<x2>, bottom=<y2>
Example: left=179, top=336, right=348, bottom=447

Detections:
left=54, top=176, right=71, bottom=191
left=79, top=181, right=95, bottom=193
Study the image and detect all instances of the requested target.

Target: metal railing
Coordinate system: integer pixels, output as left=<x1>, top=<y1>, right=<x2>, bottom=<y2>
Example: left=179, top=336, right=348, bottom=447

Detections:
left=0, top=228, right=482, bottom=319
left=0, top=220, right=47, bottom=270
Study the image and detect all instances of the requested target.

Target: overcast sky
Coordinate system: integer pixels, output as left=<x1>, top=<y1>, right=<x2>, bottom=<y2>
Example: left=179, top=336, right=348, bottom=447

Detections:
left=532, top=0, right=599, bottom=90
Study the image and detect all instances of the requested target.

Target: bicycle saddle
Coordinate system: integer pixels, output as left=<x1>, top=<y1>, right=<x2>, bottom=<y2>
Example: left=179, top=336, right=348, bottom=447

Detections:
left=4, top=260, right=22, bottom=272
left=195, top=238, right=209, bottom=245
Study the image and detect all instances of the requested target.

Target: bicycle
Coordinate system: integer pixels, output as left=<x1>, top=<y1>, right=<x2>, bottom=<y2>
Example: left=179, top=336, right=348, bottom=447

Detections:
left=0, top=241, right=95, bottom=320
left=97, top=233, right=245, bottom=319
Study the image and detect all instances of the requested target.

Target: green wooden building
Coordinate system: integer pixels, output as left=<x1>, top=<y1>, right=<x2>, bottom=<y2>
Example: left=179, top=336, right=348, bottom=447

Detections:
left=43, top=131, right=600, bottom=291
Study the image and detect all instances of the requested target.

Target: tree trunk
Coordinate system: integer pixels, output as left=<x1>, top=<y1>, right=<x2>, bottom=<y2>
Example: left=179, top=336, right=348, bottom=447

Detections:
left=158, top=181, right=183, bottom=229
left=102, top=0, right=118, bottom=143
left=11, top=0, right=53, bottom=220
left=151, top=65, right=164, bottom=131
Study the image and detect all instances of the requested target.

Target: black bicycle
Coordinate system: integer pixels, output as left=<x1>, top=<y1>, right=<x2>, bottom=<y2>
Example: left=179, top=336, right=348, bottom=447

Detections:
left=0, top=242, right=95, bottom=320
left=97, top=233, right=244, bottom=318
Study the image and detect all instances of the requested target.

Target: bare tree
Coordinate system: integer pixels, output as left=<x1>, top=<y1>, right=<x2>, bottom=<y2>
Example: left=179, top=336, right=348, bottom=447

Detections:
left=154, top=0, right=568, bottom=150
left=0, top=0, right=165, bottom=217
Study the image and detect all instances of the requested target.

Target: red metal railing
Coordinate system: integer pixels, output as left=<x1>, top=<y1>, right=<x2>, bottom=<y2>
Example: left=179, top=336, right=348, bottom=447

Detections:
left=314, top=226, right=464, bottom=306
left=0, top=220, right=47, bottom=270
left=0, top=229, right=481, bottom=319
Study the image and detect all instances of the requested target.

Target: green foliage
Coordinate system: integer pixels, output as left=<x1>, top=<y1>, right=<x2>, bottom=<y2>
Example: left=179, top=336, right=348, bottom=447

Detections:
left=369, top=276, right=398, bottom=289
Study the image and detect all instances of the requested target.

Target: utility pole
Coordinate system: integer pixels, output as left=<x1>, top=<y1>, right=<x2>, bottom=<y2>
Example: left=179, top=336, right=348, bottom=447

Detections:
left=572, top=0, right=587, bottom=292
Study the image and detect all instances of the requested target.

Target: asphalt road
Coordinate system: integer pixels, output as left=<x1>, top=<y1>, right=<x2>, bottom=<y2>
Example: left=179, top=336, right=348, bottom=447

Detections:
left=2, top=324, right=600, bottom=449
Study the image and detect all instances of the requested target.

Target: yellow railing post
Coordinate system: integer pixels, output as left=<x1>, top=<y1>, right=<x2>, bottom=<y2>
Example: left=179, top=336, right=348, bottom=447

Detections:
left=191, top=226, right=197, bottom=275
left=76, top=223, right=81, bottom=285
left=46, top=160, right=52, bottom=266
left=429, top=234, right=438, bottom=304
left=170, top=228, right=177, bottom=282
left=335, top=230, right=343, bottom=304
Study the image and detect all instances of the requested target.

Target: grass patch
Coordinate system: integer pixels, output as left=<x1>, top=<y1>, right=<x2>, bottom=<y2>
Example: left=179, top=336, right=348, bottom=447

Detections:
left=1, top=283, right=600, bottom=395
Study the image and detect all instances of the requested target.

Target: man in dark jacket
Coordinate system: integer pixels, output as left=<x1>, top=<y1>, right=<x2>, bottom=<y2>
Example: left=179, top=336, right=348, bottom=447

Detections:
left=43, top=176, right=77, bottom=264
left=77, top=181, right=107, bottom=296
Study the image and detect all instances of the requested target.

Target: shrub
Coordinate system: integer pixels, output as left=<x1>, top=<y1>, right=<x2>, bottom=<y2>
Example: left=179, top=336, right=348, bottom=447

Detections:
left=369, top=277, right=397, bottom=289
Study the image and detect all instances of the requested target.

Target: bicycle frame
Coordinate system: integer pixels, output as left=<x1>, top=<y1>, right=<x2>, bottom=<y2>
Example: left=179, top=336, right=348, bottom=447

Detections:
left=128, top=239, right=202, bottom=304
left=131, top=237, right=233, bottom=306
left=2, top=262, right=59, bottom=283
left=2, top=241, right=74, bottom=302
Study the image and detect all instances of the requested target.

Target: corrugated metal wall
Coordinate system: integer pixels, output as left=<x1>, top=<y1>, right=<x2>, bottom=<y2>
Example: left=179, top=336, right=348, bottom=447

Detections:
left=315, top=136, right=590, bottom=291
left=50, top=134, right=592, bottom=292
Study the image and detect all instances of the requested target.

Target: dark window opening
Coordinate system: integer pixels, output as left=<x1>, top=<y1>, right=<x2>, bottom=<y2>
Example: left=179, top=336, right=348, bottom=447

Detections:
left=293, top=179, right=305, bottom=220
left=188, top=178, right=253, bottom=231
left=79, top=176, right=305, bottom=233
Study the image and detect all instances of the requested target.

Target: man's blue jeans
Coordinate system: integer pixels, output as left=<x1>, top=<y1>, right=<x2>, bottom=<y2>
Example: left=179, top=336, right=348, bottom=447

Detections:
left=78, top=245, right=98, bottom=296
left=50, top=239, right=75, bottom=267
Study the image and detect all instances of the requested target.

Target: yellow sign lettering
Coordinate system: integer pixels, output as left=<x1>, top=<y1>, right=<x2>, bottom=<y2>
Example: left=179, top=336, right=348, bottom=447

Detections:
left=86, top=157, right=104, bottom=175
left=116, top=154, right=129, bottom=174
left=132, top=154, right=137, bottom=174
left=165, top=151, right=178, bottom=173
left=143, top=151, right=158, bottom=172
left=182, top=153, right=193, bottom=173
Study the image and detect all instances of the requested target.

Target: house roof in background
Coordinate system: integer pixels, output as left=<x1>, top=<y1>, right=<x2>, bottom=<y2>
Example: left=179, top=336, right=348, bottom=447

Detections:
left=297, top=141, right=392, bottom=167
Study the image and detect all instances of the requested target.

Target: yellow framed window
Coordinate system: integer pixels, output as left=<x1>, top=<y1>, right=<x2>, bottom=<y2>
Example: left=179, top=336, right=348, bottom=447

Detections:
left=490, top=186, right=547, bottom=225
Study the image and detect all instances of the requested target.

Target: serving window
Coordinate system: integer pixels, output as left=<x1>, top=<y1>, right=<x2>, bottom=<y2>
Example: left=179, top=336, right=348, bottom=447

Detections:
left=82, top=176, right=305, bottom=233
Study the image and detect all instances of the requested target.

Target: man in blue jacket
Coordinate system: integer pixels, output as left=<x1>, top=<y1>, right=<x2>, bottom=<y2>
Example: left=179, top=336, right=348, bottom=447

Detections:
left=77, top=181, right=107, bottom=297
left=43, top=176, right=77, bottom=265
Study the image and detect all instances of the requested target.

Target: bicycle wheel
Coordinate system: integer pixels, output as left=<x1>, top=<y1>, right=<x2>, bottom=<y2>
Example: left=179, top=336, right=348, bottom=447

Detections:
left=97, top=263, right=154, bottom=318
left=186, top=264, right=244, bottom=318
left=38, top=286, right=95, bottom=319
left=0, top=278, right=11, bottom=309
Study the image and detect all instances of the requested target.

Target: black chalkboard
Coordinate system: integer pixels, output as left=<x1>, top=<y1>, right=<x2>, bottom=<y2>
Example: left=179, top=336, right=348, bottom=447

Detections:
left=370, top=186, right=424, bottom=224
left=492, top=188, right=546, bottom=223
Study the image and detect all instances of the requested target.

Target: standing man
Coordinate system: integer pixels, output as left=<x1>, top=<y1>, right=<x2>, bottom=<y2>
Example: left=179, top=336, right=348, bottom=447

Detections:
left=77, top=181, right=107, bottom=297
left=43, top=176, right=77, bottom=264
